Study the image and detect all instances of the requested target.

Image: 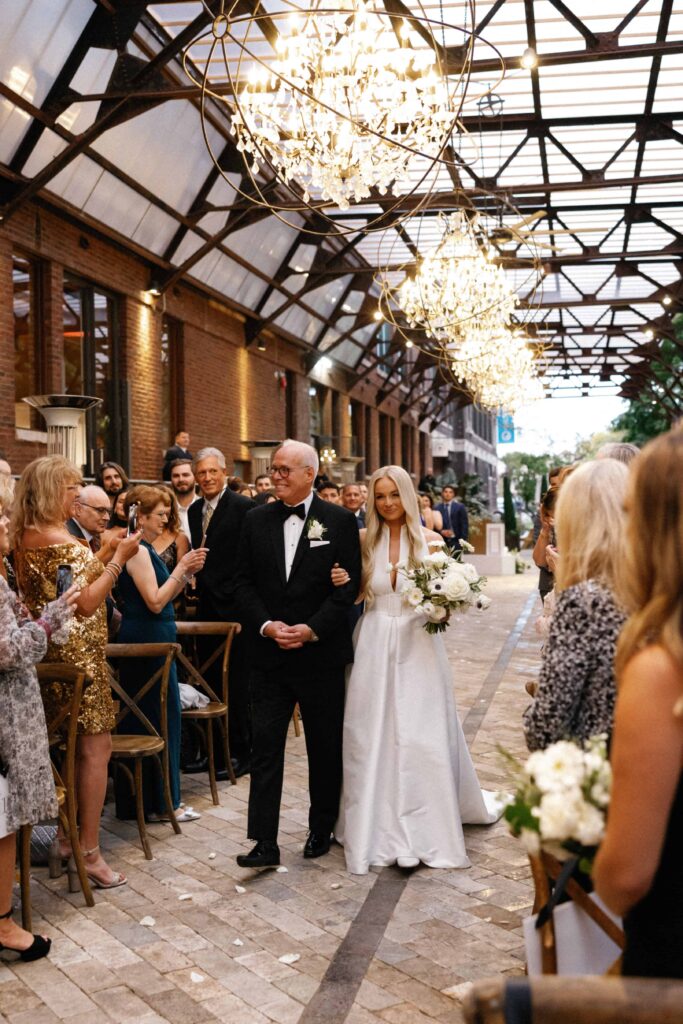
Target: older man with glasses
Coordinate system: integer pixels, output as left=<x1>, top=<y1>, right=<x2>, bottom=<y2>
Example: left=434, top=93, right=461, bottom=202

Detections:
left=67, top=485, right=123, bottom=636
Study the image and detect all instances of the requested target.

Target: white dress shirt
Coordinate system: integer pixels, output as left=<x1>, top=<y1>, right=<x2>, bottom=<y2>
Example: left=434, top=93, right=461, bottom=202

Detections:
left=260, top=490, right=315, bottom=636
left=177, top=497, right=198, bottom=541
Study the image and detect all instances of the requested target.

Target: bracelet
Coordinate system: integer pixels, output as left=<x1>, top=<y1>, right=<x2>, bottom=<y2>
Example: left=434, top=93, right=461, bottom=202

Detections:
left=108, top=562, right=122, bottom=575
left=104, top=565, right=119, bottom=584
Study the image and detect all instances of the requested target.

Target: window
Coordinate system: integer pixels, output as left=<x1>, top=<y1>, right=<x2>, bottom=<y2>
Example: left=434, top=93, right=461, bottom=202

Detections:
left=63, top=275, right=125, bottom=472
left=161, top=315, right=184, bottom=449
left=13, top=254, right=42, bottom=429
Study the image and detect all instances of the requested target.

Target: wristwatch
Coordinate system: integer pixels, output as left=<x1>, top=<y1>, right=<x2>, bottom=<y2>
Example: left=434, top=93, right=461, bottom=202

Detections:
left=309, top=629, right=319, bottom=643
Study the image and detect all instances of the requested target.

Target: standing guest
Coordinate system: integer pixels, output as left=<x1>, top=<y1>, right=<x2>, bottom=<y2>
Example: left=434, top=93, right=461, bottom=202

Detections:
left=594, top=428, right=683, bottom=978
left=254, top=474, right=272, bottom=493
left=341, top=483, right=365, bottom=527
left=435, top=485, right=468, bottom=551
left=0, top=482, right=79, bottom=962
left=419, top=492, right=443, bottom=532
left=358, top=482, right=368, bottom=512
left=188, top=448, right=254, bottom=778
left=95, top=462, right=129, bottom=506
left=523, top=459, right=628, bottom=750
left=318, top=482, right=341, bottom=504
left=533, top=466, right=563, bottom=606
left=596, top=441, right=640, bottom=465
left=154, top=489, right=189, bottom=573
left=108, top=489, right=128, bottom=530
left=234, top=440, right=361, bottom=868
left=13, top=455, right=140, bottom=889
left=162, top=430, right=193, bottom=481
left=115, top=486, right=207, bottom=823
left=68, top=485, right=112, bottom=554
left=169, top=459, right=197, bottom=542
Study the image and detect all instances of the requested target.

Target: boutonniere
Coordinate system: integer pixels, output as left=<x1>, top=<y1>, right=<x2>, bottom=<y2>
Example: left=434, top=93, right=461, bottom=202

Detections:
left=307, top=518, right=327, bottom=541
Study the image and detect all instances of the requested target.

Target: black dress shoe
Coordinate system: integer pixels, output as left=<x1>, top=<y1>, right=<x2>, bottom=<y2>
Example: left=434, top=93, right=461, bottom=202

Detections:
left=215, top=758, right=251, bottom=782
left=236, top=841, right=280, bottom=869
left=303, top=832, right=332, bottom=859
left=182, top=756, right=208, bottom=775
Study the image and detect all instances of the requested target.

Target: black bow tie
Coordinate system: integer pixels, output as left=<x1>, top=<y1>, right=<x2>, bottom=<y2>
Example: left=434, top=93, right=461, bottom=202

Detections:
left=277, top=502, right=307, bottom=521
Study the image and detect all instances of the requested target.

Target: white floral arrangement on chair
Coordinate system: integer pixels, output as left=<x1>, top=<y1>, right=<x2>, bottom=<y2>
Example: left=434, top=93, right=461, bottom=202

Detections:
left=391, top=539, right=490, bottom=635
left=502, top=735, right=612, bottom=874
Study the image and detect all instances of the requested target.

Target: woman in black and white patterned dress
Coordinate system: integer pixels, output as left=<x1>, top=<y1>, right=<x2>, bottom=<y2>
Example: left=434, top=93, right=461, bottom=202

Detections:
left=523, top=458, right=630, bottom=751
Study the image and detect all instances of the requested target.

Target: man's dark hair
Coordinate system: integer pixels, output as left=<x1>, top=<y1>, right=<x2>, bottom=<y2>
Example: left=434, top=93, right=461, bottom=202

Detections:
left=175, top=428, right=188, bottom=437
left=254, top=474, right=271, bottom=485
left=317, top=481, right=340, bottom=494
left=95, top=461, right=129, bottom=488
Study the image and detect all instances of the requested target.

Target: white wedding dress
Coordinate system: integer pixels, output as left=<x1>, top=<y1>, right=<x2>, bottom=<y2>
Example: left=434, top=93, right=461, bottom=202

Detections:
left=336, top=525, right=498, bottom=874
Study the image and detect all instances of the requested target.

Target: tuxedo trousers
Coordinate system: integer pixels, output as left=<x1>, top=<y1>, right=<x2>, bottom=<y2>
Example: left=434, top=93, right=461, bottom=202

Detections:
left=247, top=665, right=345, bottom=841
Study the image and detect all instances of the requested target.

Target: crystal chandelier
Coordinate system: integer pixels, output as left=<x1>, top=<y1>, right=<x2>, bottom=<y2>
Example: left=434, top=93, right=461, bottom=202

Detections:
left=449, top=328, right=544, bottom=412
left=230, top=0, right=456, bottom=211
left=382, top=211, right=519, bottom=345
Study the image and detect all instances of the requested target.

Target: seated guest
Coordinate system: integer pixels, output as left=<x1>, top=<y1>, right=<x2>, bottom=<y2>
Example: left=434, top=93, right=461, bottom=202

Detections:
left=595, top=427, right=683, bottom=977
left=435, top=485, right=468, bottom=551
left=523, top=459, right=628, bottom=750
left=162, top=430, right=192, bottom=481
left=0, top=483, right=79, bottom=961
left=114, top=486, right=207, bottom=823
left=318, top=481, right=341, bottom=504
left=169, top=460, right=197, bottom=541
left=95, top=462, right=129, bottom=507
left=419, top=492, right=443, bottom=532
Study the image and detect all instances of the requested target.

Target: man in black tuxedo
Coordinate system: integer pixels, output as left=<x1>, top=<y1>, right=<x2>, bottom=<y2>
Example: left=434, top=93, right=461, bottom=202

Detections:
left=435, top=484, right=469, bottom=552
left=188, top=447, right=254, bottom=775
left=162, top=430, right=193, bottom=481
left=235, top=440, right=361, bottom=867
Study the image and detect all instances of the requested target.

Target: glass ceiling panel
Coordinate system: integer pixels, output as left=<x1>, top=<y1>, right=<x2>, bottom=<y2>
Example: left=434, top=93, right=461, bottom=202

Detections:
left=224, top=214, right=302, bottom=277
left=55, top=49, right=118, bottom=136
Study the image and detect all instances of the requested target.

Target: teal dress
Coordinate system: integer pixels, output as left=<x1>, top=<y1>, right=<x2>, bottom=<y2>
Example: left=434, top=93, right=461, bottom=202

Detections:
left=114, top=540, right=181, bottom=818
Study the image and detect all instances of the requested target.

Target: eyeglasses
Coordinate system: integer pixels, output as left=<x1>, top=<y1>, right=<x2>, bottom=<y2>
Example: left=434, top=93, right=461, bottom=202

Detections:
left=150, top=510, right=170, bottom=520
left=270, top=464, right=305, bottom=478
left=77, top=501, right=110, bottom=516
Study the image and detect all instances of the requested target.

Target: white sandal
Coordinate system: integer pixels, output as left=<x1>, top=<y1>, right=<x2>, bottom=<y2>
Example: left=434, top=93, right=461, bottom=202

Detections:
left=149, top=807, right=201, bottom=823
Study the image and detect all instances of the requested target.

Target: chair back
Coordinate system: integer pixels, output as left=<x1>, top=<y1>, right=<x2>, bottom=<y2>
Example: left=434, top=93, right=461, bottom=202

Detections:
left=105, top=642, right=180, bottom=742
left=174, top=622, right=240, bottom=704
left=464, top=976, right=683, bottom=1024
left=36, top=663, right=89, bottom=794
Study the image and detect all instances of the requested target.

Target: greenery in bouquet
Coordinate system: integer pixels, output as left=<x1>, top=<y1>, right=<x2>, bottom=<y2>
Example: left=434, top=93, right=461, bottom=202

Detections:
left=394, top=539, right=490, bottom=635
left=501, top=735, right=611, bottom=875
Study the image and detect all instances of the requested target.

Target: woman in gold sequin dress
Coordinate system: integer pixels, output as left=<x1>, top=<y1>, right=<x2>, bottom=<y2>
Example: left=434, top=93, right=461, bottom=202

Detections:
left=13, top=456, right=141, bottom=889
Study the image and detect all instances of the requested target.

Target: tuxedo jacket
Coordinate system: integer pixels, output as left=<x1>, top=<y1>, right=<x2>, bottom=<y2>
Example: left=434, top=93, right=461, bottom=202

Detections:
left=188, top=488, right=255, bottom=619
left=66, top=518, right=88, bottom=543
left=235, top=494, right=362, bottom=673
left=435, top=499, right=469, bottom=543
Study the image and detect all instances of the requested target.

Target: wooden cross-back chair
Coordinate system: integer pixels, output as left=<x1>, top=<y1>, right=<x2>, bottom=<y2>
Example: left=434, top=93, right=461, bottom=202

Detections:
left=21, top=665, right=96, bottom=923
left=528, top=850, right=625, bottom=976
left=175, top=621, right=240, bottom=802
left=463, top=976, right=683, bottom=1024
left=106, top=642, right=181, bottom=859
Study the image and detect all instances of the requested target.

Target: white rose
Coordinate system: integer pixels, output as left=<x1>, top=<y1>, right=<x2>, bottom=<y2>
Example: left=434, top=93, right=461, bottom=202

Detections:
left=406, top=587, right=423, bottom=607
left=459, top=562, right=479, bottom=583
left=308, top=522, right=324, bottom=540
left=459, top=539, right=475, bottom=553
left=443, top=573, right=471, bottom=603
left=425, top=550, right=449, bottom=568
left=527, top=742, right=586, bottom=794
left=537, top=790, right=582, bottom=842
left=421, top=601, right=436, bottom=617
left=575, top=802, right=605, bottom=846
left=476, top=594, right=492, bottom=611
left=427, top=604, right=448, bottom=623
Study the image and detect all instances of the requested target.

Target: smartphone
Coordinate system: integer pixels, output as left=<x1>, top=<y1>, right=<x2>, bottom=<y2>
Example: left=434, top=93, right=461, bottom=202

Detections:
left=127, top=503, right=138, bottom=536
left=55, top=564, right=73, bottom=598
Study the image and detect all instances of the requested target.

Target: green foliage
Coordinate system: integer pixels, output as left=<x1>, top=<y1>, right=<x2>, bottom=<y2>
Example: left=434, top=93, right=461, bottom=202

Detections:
left=458, top=472, right=489, bottom=526
left=611, top=331, right=683, bottom=445
left=573, top=429, right=625, bottom=461
left=502, top=451, right=552, bottom=507
left=503, top=475, right=517, bottom=535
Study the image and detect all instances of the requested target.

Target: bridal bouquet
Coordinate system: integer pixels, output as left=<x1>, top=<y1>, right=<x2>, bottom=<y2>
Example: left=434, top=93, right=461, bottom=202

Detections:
left=502, top=735, right=612, bottom=874
left=395, top=540, right=490, bottom=635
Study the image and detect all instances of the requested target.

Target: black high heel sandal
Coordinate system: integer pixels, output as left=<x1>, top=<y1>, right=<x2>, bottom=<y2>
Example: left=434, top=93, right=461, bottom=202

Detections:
left=0, top=908, right=51, bottom=962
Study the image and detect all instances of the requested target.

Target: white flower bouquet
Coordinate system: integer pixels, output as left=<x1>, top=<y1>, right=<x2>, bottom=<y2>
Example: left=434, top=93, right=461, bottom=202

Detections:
left=393, top=539, right=490, bottom=635
left=502, top=735, right=612, bottom=874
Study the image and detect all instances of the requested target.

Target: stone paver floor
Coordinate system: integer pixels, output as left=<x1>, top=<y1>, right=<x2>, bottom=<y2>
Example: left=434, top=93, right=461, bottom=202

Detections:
left=1, top=568, right=542, bottom=1024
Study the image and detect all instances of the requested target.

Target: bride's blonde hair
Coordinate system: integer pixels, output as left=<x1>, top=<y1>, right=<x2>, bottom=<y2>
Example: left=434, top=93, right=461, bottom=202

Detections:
left=362, top=465, right=425, bottom=607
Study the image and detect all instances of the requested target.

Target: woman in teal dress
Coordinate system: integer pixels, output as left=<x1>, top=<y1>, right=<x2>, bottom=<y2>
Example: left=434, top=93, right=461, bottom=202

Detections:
left=114, top=486, right=207, bottom=822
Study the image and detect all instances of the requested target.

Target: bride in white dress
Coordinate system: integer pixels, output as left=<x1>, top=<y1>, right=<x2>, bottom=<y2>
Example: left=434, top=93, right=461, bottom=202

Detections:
left=335, top=465, right=498, bottom=874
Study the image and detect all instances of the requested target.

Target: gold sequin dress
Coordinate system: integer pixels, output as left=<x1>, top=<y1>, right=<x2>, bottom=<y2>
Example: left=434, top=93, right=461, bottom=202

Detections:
left=19, top=542, right=115, bottom=735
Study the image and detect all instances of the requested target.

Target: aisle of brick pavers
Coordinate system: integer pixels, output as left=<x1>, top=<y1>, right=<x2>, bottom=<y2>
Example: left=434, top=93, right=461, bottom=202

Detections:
left=0, top=568, right=542, bottom=1024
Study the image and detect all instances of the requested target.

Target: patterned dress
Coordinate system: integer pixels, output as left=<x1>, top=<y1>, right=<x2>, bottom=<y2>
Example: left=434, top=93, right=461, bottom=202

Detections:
left=0, top=575, right=67, bottom=837
left=19, top=542, right=115, bottom=735
left=523, top=579, right=626, bottom=750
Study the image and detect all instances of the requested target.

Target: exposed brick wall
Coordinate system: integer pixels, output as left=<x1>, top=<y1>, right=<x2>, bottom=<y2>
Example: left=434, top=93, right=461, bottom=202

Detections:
left=0, top=200, right=434, bottom=480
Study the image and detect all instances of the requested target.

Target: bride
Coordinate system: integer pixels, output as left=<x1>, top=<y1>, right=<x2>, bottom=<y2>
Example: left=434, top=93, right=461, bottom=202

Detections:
left=334, top=465, right=498, bottom=874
